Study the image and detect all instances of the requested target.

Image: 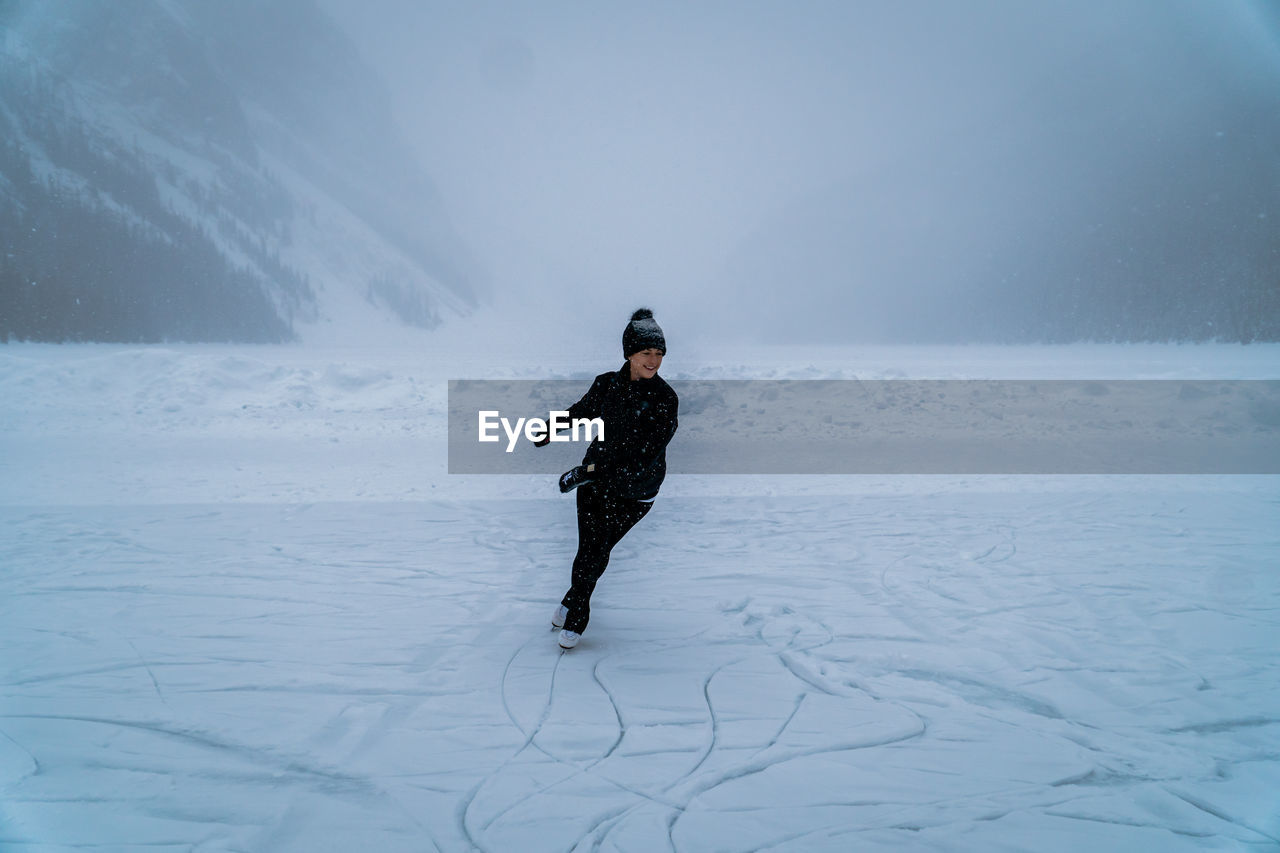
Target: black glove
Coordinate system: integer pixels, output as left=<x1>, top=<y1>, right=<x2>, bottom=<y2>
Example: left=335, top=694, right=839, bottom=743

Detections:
left=558, top=464, right=596, bottom=493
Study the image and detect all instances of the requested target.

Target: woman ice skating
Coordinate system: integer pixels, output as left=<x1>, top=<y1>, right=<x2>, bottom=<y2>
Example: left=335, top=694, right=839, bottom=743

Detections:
left=537, top=308, right=678, bottom=650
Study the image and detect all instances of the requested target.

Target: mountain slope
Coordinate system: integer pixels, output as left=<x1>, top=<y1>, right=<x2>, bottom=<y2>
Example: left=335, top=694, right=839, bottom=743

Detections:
left=0, top=0, right=479, bottom=343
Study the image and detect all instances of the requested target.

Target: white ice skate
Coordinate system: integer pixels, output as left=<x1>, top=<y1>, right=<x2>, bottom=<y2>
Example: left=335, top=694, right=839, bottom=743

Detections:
left=552, top=604, right=568, bottom=630
left=558, top=629, right=580, bottom=650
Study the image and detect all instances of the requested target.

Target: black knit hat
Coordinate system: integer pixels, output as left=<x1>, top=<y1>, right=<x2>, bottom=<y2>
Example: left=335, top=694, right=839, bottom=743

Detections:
left=623, top=308, right=666, bottom=357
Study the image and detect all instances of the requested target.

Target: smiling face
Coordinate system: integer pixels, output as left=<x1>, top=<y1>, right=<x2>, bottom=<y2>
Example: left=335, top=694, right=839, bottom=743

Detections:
left=627, top=348, right=664, bottom=381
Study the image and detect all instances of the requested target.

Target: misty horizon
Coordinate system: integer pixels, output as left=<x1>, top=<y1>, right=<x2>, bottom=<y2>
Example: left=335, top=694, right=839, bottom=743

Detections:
left=3, top=0, right=1279, bottom=344
left=323, top=0, right=1280, bottom=344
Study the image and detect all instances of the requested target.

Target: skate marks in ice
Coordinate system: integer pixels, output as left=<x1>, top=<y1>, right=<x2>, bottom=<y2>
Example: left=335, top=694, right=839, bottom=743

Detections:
left=459, top=630, right=690, bottom=853
left=464, top=620, right=926, bottom=853
left=661, top=495, right=1270, bottom=849
left=0, top=727, right=40, bottom=787
left=4, top=488, right=1279, bottom=851
left=465, top=558, right=932, bottom=852
left=634, top=494, right=1280, bottom=850
left=0, top=503, right=492, bottom=852
left=751, top=496, right=1280, bottom=849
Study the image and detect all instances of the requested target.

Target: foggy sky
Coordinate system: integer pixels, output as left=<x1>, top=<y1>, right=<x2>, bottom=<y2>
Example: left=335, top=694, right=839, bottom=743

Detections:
left=320, top=0, right=1280, bottom=345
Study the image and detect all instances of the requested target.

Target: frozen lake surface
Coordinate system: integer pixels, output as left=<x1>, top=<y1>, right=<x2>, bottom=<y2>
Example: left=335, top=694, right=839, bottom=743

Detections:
left=1, top=341, right=1277, bottom=851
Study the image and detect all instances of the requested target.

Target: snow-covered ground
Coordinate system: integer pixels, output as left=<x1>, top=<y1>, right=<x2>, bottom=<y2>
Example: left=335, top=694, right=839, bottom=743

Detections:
left=1, top=339, right=1278, bottom=851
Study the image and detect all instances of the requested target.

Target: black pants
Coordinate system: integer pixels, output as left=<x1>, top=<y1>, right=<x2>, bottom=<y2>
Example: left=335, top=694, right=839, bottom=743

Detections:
left=560, top=483, right=652, bottom=635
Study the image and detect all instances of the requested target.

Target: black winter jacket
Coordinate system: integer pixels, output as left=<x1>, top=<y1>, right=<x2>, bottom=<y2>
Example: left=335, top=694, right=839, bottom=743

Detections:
left=566, top=364, right=679, bottom=500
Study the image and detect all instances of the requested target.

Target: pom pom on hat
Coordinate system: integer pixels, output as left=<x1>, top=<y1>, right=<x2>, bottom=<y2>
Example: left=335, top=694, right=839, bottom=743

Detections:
left=623, top=308, right=666, bottom=357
